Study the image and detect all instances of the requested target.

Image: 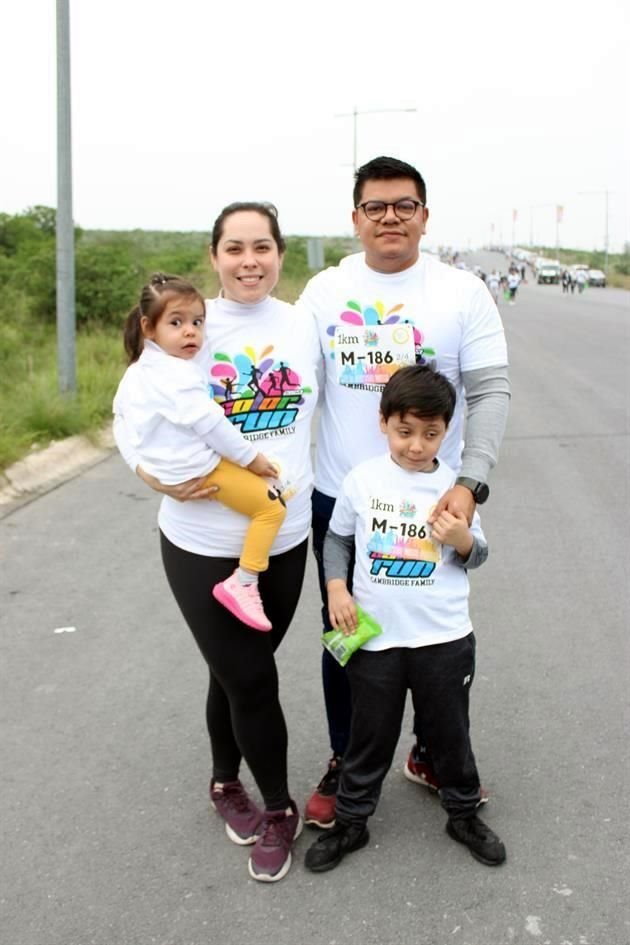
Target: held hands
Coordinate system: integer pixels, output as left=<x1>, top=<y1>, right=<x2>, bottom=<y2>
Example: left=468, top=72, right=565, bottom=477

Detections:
left=327, top=580, right=358, bottom=636
left=136, top=465, right=219, bottom=501
left=430, top=508, right=474, bottom=558
left=247, top=453, right=281, bottom=478
left=427, top=484, right=475, bottom=527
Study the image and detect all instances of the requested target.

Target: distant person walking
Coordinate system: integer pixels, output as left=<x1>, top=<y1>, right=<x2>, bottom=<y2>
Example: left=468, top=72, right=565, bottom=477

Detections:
left=576, top=269, right=587, bottom=294
left=561, top=270, right=571, bottom=294
left=487, top=270, right=501, bottom=304
left=507, top=271, right=520, bottom=305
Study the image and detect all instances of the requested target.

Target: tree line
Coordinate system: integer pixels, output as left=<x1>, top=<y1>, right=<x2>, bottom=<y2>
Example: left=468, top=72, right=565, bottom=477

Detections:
left=0, top=207, right=351, bottom=329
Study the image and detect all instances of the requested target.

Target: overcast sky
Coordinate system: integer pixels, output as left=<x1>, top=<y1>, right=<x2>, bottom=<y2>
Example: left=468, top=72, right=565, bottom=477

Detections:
left=2, top=0, right=629, bottom=252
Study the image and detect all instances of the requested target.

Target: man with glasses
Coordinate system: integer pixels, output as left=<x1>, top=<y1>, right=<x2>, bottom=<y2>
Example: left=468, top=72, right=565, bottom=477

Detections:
left=300, top=155, right=510, bottom=829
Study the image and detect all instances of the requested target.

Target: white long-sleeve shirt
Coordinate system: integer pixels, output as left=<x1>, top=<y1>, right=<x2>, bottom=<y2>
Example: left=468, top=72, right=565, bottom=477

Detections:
left=114, top=297, right=322, bottom=557
left=113, top=340, right=257, bottom=484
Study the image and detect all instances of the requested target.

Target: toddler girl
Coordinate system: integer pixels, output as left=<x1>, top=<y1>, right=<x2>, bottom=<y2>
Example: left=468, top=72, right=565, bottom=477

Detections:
left=113, top=273, right=286, bottom=632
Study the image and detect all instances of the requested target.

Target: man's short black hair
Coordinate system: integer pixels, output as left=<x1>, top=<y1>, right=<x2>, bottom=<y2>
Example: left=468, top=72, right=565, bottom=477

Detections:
left=380, top=365, right=456, bottom=426
left=353, top=156, right=427, bottom=207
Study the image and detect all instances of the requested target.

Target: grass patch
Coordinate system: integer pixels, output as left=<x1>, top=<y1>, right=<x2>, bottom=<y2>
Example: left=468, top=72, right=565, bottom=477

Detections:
left=0, top=275, right=311, bottom=472
left=0, top=324, right=126, bottom=470
left=0, top=216, right=336, bottom=473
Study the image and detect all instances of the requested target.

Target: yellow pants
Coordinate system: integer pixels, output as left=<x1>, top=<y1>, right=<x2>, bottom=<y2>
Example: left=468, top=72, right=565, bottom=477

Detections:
left=202, top=459, right=286, bottom=573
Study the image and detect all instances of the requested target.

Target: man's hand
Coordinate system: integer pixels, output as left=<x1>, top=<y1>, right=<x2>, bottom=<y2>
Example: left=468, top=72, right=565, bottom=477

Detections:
left=430, top=508, right=474, bottom=558
left=327, top=579, right=358, bottom=636
left=247, top=453, right=280, bottom=478
left=136, top=465, right=219, bottom=501
left=427, top=484, right=475, bottom=526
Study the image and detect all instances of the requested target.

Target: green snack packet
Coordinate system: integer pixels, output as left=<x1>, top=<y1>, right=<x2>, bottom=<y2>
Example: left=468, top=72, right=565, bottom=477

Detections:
left=321, top=606, right=383, bottom=666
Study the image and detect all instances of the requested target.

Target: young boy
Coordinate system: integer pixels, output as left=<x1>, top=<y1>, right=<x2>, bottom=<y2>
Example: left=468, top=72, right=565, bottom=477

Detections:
left=304, top=365, right=506, bottom=872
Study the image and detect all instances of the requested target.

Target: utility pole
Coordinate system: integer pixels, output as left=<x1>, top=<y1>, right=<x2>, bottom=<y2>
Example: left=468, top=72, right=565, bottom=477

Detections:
left=335, top=106, right=417, bottom=176
left=579, top=190, right=610, bottom=276
left=56, top=0, right=76, bottom=394
left=511, top=209, right=517, bottom=249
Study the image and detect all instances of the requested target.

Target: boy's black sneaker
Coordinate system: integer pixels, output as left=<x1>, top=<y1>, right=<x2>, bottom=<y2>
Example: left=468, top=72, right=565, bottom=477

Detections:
left=304, top=821, right=370, bottom=872
left=446, top=814, right=506, bottom=866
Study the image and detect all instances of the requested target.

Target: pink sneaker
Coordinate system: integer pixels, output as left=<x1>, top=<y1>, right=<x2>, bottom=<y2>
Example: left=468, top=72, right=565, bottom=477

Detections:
left=212, top=571, right=272, bottom=632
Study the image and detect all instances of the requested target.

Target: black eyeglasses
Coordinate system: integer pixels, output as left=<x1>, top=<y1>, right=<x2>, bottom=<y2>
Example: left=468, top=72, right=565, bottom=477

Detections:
left=355, top=199, right=424, bottom=222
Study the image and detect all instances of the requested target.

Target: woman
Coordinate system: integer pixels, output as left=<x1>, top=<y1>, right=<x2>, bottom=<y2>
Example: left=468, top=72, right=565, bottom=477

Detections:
left=114, top=202, right=321, bottom=883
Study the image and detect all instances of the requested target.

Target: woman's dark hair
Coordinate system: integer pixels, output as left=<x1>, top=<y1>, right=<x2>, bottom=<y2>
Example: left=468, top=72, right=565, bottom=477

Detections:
left=380, top=364, right=456, bottom=426
left=353, top=155, right=427, bottom=208
left=123, top=272, right=204, bottom=364
left=210, top=201, right=286, bottom=255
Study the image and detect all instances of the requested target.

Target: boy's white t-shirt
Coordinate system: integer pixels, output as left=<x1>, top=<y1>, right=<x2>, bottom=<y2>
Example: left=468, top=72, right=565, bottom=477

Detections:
left=113, top=341, right=257, bottom=484
left=154, top=296, right=321, bottom=557
left=300, top=252, right=508, bottom=496
left=330, top=453, right=486, bottom=650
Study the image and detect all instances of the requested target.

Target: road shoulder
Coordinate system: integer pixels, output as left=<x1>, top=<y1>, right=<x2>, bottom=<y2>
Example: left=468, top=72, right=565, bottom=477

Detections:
left=0, top=425, right=115, bottom=518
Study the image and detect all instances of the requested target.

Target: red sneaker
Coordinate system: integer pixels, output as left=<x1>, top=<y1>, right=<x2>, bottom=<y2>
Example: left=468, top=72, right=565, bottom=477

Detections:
left=304, top=754, right=342, bottom=829
left=403, top=750, right=440, bottom=792
left=403, top=748, right=490, bottom=805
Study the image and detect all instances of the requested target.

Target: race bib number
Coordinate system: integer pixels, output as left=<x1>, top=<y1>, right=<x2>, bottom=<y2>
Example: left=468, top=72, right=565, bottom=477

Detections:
left=334, top=324, right=415, bottom=386
left=367, top=498, right=441, bottom=581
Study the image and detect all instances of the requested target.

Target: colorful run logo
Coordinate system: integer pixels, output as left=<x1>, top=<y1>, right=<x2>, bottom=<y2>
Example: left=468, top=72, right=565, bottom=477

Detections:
left=208, top=345, right=312, bottom=434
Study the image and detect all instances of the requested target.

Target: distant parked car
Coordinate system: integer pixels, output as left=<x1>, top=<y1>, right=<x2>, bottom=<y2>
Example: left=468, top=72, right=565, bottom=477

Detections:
left=537, top=264, right=561, bottom=284
left=587, top=269, right=606, bottom=287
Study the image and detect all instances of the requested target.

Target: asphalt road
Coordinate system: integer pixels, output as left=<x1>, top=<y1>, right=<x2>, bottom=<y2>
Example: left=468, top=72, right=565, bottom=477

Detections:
left=1, top=256, right=629, bottom=945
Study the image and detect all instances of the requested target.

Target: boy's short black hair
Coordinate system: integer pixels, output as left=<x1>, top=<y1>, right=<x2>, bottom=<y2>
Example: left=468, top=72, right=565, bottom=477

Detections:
left=380, top=365, right=456, bottom=426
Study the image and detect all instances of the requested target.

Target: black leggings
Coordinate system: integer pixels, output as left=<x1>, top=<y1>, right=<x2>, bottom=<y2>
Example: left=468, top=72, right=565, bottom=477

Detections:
left=160, top=532, right=308, bottom=810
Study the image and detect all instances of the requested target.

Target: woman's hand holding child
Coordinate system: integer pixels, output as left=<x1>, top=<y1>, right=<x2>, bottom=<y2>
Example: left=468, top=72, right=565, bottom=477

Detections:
left=136, top=465, right=219, bottom=501
left=247, top=453, right=280, bottom=478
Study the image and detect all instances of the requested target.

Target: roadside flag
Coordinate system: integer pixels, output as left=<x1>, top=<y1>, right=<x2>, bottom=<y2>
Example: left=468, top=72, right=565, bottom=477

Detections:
left=557, top=205, right=564, bottom=223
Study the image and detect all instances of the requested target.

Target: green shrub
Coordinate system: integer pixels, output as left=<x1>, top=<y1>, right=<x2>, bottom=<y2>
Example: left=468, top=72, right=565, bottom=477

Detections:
left=75, top=241, right=142, bottom=326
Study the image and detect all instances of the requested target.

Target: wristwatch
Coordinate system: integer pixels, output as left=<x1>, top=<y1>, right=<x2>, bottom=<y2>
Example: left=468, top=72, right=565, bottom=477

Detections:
left=455, top=477, right=490, bottom=505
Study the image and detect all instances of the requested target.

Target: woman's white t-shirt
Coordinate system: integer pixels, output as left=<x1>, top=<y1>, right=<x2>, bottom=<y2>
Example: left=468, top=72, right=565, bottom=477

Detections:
left=330, top=453, right=486, bottom=650
left=300, top=252, right=508, bottom=497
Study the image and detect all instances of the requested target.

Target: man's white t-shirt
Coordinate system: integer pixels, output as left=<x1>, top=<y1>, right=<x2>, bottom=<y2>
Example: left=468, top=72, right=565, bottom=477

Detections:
left=300, top=252, right=508, bottom=497
left=330, top=453, right=486, bottom=650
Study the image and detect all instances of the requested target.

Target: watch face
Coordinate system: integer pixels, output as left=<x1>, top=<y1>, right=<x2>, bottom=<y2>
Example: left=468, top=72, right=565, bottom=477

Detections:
left=474, top=483, right=490, bottom=504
